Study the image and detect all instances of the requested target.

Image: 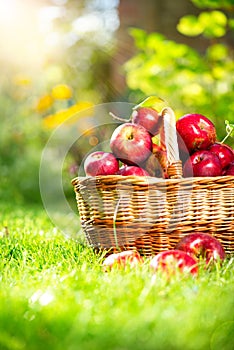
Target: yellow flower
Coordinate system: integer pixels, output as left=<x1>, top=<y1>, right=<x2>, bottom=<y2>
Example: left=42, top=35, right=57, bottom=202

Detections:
left=66, top=101, right=94, bottom=123
left=36, top=94, right=54, bottom=113
left=43, top=110, right=67, bottom=129
left=43, top=101, right=94, bottom=129
left=51, top=84, right=73, bottom=100
left=13, top=75, right=32, bottom=86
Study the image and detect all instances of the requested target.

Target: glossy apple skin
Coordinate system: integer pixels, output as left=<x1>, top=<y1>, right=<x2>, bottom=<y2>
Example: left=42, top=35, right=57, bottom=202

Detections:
left=209, top=142, right=234, bottom=170
left=102, top=250, right=143, bottom=271
left=84, top=151, right=119, bottom=176
left=132, top=107, right=162, bottom=136
left=183, top=150, right=222, bottom=177
left=176, top=114, right=217, bottom=154
left=224, top=161, right=234, bottom=175
left=110, top=123, right=152, bottom=165
left=175, top=232, right=226, bottom=265
left=150, top=250, right=198, bottom=276
left=117, top=165, right=150, bottom=176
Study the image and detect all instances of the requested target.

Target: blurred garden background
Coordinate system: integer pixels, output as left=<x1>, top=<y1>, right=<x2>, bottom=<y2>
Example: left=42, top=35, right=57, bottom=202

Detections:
left=1, top=0, right=234, bottom=206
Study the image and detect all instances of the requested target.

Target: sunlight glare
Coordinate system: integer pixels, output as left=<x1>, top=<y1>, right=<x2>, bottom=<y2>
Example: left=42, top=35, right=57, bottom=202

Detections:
left=0, top=0, right=18, bottom=24
left=0, top=0, right=58, bottom=71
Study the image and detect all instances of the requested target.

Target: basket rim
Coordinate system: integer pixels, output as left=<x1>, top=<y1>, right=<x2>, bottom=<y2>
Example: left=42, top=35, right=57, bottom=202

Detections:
left=71, top=174, right=234, bottom=186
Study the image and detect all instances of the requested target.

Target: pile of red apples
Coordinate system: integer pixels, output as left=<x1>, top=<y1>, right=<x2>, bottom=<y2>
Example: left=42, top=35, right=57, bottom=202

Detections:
left=84, top=104, right=234, bottom=178
left=102, top=232, right=226, bottom=276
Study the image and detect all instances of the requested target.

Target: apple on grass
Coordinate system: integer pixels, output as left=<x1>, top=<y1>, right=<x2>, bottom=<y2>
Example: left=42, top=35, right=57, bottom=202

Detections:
left=183, top=150, right=222, bottom=177
left=175, top=232, right=226, bottom=265
left=131, top=107, right=162, bottom=136
left=84, top=151, right=119, bottom=176
left=117, top=165, right=150, bottom=176
left=149, top=250, right=198, bottom=276
left=102, top=250, right=143, bottom=271
left=176, top=113, right=217, bottom=154
left=110, top=122, right=152, bottom=165
left=209, top=142, right=234, bottom=170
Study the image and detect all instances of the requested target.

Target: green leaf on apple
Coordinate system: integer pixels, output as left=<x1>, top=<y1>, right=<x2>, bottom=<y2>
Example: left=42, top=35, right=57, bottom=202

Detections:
left=133, top=96, right=168, bottom=112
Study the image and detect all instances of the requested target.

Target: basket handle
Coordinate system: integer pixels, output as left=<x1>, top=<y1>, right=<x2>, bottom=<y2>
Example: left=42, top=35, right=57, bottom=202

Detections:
left=161, top=107, right=183, bottom=179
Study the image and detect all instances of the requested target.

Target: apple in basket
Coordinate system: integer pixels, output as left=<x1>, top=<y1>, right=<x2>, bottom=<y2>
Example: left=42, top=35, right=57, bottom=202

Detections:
left=152, top=143, right=168, bottom=177
left=117, top=165, right=150, bottom=176
left=183, top=150, right=222, bottom=177
left=176, top=113, right=217, bottom=154
left=84, top=151, right=119, bottom=176
left=131, top=107, right=162, bottom=136
left=175, top=232, right=226, bottom=265
left=224, top=161, right=234, bottom=175
left=143, top=153, right=163, bottom=177
left=149, top=250, right=198, bottom=276
left=110, top=122, right=152, bottom=165
left=102, top=250, right=143, bottom=271
left=209, top=142, right=234, bottom=171
left=143, top=144, right=167, bottom=177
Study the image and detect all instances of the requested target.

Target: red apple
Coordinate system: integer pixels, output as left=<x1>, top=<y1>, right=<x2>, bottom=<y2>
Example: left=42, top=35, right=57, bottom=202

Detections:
left=175, top=232, right=226, bottom=265
left=142, top=144, right=167, bottom=177
left=209, top=142, right=234, bottom=170
left=117, top=165, right=150, bottom=176
left=149, top=250, right=198, bottom=276
left=84, top=151, right=119, bottom=176
left=176, top=113, right=217, bottom=154
left=143, top=153, right=163, bottom=177
left=152, top=143, right=168, bottom=176
left=224, top=161, right=234, bottom=175
left=131, top=107, right=162, bottom=136
left=183, top=150, right=222, bottom=177
left=110, top=122, right=152, bottom=165
left=102, top=250, right=143, bottom=271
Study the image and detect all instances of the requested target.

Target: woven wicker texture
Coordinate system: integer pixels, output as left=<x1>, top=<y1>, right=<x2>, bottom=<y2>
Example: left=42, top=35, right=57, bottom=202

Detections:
left=72, top=108, right=234, bottom=256
left=72, top=175, right=234, bottom=255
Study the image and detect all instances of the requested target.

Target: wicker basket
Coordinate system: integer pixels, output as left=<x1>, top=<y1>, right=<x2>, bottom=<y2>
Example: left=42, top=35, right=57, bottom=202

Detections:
left=72, top=108, right=234, bottom=256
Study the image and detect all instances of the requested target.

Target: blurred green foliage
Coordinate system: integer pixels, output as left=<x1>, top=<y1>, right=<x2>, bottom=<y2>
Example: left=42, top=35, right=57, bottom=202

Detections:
left=125, top=0, right=234, bottom=146
left=0, top=0, right=234, bottom=206
left=191, top=0, right=234, bottom=9
left=177, top=11, right=229, bottom=38
left=0, top=81, right=48, bottom=204
left=0, top=0, right=119, bottom=204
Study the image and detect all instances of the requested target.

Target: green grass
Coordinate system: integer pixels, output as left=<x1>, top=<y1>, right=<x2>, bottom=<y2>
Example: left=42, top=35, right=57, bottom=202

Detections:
left=0, top=202, right=234, bottom=350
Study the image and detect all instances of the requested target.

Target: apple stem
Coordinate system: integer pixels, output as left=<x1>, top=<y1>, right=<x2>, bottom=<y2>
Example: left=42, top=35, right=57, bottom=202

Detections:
left=221, top=135, right=228, bottom=144
left=109, top=112, right=131, bottom=123
left=221, top=131, right=232, bottom=144
left=221, top=121, right=234, bottom=144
